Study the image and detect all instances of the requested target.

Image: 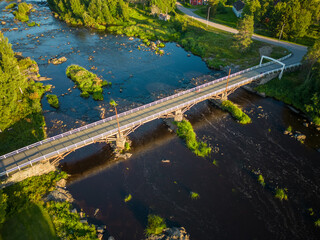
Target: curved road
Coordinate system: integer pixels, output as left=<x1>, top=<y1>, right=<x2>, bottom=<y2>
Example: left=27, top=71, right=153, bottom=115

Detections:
left=176, top=2, right=308, bottom=63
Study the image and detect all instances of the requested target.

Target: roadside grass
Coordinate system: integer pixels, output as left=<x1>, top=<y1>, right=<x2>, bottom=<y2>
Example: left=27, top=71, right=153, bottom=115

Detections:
left=194, top=4, right=238, bottom=29
left=1, top=203, right=57, bottom=240
left=175, top=120, right=211, bottom=157
left=221, top=100, right=251, bottom=124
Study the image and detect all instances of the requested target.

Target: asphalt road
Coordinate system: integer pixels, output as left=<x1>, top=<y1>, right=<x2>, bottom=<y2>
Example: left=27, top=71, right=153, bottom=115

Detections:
left=175, top=2, right=308, bottom=62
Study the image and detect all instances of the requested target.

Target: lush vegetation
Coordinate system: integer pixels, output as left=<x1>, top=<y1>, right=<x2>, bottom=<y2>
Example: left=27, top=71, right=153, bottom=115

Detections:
left=256, top=40, right=320, bottom=125
left=0, top=171, right=98, bottom=239
left=5, top=3, right=16, bottom=9
left=46, top=201, right=97, bottom=239
left=66, top=65, right=110, bottom=101
left=13, top=2, right=33, bottom=22
left=176, top=120, right=211, bottom=157
left=145, top=214, right=166, bottom=237
left=0, top=32, right=50, bottom=155
left=275, top=188, right=288, bottom=201
left=190, top=191, right=200, bottom=200
left=221, top=100, right=252, bottom=124
left=48, top=2, right=288, bottom=70
left=46, top=94, right=60, bottom=108
left=47, top=0, right=130, bottom=30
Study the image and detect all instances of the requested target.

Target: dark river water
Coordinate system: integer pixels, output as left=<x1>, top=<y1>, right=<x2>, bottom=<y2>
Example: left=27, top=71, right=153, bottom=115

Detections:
left=1, top=1, right=320, bottom=240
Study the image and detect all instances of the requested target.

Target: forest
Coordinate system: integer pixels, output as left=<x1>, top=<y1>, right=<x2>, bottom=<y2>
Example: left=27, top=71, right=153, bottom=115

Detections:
left=0, top=32, right=49, bottom=154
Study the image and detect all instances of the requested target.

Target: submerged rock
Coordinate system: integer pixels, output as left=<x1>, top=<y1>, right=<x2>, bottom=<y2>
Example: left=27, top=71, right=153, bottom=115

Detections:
left=49, top=56, right=67, bottom=65
left=146, top=227, right=190, bottom=240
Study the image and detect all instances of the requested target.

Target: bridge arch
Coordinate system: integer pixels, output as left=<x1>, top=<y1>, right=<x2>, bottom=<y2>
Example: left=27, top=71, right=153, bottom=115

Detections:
left=259, top=55, right=285, bottom=79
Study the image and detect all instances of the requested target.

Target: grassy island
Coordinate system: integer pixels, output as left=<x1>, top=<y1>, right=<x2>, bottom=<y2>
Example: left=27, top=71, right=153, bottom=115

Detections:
left=66, top=65, right=111, bottom=101
left=0, top=32, right=50, bottom=155
left=176, top=120, right=211, bottom=157
left=221, top=100, right=251, bottom=124
left=46, top=94, right=60, bottom=108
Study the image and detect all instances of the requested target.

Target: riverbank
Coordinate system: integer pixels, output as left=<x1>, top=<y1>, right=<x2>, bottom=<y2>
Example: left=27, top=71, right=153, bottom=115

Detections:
left=48, top=2, right=289, bottom=71
left=0, top=32, right=51, bottom=155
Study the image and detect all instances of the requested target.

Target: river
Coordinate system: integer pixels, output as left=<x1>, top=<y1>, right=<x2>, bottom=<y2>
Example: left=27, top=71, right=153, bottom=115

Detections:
left=1, top=1, right=320, bottom=239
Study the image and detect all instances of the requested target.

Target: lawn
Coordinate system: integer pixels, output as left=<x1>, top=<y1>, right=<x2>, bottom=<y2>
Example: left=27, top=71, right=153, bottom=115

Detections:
left=1, top=203, right=57, bottom=240
left=194, top=4, right=239, bottom=29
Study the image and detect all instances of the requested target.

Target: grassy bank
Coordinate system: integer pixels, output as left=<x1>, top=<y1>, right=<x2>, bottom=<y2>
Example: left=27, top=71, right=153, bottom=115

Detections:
left=48, top=3, right=288, bottom=70
left=66, top=65, right=111, bottom=101
left=0, top=171, right=97, bottom=239
left=256, top=70, right=320, bottom=125
left=176, top=120, right=211, bottom=157
left=0, top=32, right=50, bottom=155
left=221, top=100, right=251, bottom=124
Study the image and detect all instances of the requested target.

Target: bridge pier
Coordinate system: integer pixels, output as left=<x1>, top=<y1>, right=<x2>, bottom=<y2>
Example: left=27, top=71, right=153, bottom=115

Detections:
left=116, top=133, right=126, bottom=149
left=173, top=110, right=184, bottom=122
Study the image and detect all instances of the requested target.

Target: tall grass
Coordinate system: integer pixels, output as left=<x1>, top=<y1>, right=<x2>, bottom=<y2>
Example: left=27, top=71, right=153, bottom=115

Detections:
left=221, top=100, right=251, bottom=124
left=176, top=120, right=211, bottom=157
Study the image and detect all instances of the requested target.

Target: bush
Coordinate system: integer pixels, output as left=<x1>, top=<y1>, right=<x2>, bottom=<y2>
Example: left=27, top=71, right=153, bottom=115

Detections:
left=46, top=94, right=59, bottom=108
left=13, top=2, right=32, bottom=22
left=221, top=100, right=251, bottom=124
left=275, top=188, right=288, bottom=201
left=5, top=3, right=16, bottom=9
left=190, top=191, right=200, bottom=200
left=176, top=120, right=211, bottom=157
left=145, top=214, right=166, bottom=237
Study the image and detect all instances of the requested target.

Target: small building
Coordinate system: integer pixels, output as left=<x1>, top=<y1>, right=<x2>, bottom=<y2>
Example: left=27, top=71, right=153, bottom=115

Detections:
left=232, top=0, right=245, bottom=18
left=190, top=0, right=204, bottom=6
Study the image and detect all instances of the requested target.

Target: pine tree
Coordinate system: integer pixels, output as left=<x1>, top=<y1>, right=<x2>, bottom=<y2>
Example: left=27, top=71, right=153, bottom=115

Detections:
left=234, top=15, right=254, bottom=52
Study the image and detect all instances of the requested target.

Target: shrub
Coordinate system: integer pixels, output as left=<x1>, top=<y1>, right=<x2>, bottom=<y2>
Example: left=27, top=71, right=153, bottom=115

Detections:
left=258, top=174, right=265, bottom=187
left=275, top=188, right=288, bottom=201
left=5, top=3, right=16, bottom=9
left=13, top=2, right=32, bottom=22
left=190, top=191, right=200, bottom=200
left=124, top=194, right=132, bottom=202
left=221, top=100, right=251, bottom=124
left=315, top=219, right=320, bottom=228
left=145, top=214, right=166, bottom=237
left=176, top=120, right=211, bottom=157
left=46, top=94, right=59, bottom=108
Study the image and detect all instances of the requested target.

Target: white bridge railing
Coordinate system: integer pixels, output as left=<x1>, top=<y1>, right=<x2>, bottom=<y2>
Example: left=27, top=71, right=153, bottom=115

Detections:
left=0, top=54, right=300, bottom=177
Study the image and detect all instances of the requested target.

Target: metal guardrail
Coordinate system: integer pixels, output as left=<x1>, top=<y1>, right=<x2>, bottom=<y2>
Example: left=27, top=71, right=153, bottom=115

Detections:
left=0, top=54, right=297, bottom=176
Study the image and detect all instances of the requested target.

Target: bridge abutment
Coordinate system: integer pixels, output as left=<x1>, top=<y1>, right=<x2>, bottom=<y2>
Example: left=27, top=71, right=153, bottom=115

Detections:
left=116, top=133, right=126, bottom=149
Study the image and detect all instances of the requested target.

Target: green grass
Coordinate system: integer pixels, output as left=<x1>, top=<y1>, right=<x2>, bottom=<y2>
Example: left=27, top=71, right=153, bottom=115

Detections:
left=275, top=188, right=288, bottom=201
left=221, top=100, right=251, bottom=124
left=145, top=214, right=166, bottom=237
left=1, top=203, right=57, bottom=240
left=190, top=191, right=200, bottom=200
left=194, top=4, right=238, bottom=29
left=176, top=120, right=211, bottom=157
left=66, top=65, right=111, bottom=101
left=46, top=94, right=59, bottom=108
left=124, top=194, right=132, bottom=202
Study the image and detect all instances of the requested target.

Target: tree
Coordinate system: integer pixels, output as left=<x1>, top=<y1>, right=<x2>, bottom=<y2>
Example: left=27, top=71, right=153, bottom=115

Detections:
left=149, top=0, right=176, bottom=14
left=0, top=190, right=8, bottom=224
left=304, top=39, right=320, bottom=82
left=243, top=0, right=261, bottom=19
left=109, top=99, right=121, bottom=136
left=234, top=15, right=254, bottom=52
left=207, top=0, right=219, bottom=17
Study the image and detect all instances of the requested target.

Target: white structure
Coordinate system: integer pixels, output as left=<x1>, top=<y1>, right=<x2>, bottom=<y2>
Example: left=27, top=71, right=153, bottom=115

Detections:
left=232, top=0, right=245, bottom=18
left=260, top=55, right=285, bottom=79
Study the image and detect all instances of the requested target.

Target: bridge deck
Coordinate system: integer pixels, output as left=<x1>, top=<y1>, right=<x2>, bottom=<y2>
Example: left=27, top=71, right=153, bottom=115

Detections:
left=0, top=56, right=299, bottom=176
